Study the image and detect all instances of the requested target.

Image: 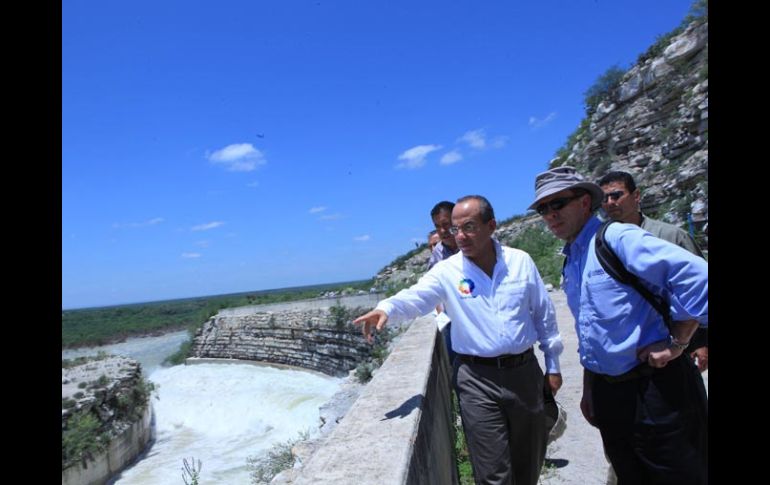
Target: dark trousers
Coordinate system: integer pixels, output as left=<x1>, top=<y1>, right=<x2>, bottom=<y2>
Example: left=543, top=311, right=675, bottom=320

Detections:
left=453, top=351, right=546, bottom=485
left=592, top=356, right=708, bottom=485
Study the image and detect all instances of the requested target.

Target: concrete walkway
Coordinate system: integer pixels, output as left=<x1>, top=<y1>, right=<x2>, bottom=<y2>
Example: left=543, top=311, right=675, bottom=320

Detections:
left=535, top=290, right=708, bottom=485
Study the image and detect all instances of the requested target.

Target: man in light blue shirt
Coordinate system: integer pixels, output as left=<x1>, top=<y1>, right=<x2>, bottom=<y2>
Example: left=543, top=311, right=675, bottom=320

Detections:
left=597, top=170, right=708, bottom=373
left=530, top=166, right=708, bottom=485
left=356, top=195, right=563, bottom=485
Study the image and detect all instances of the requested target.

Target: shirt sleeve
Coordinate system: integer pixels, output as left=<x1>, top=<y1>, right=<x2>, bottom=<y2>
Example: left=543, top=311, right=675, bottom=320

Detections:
left=609, top=223, right=708, bottom=325
left=525, top=254, right=563, bottom=373
left=675, top=231, right=705, bottom=258
left=376, top=269, right=446, bottom=326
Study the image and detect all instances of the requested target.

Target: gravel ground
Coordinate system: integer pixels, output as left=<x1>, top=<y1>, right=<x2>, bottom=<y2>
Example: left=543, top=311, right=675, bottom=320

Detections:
left=536, top=290, right=708, bottom=485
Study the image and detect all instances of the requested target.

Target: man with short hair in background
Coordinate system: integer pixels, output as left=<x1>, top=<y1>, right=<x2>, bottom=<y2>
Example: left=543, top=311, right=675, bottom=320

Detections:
left=355, top=195, right=563, bottom=485
left=531, top=166, right=708, bottom=485
left=428, top=230, right=440, bottom=251
left=597, top=170, right=708, bottom=372
left=427, top=201, right=461, bottom=363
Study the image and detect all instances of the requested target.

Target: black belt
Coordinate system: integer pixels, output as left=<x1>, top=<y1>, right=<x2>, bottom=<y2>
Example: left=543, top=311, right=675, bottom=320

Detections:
left=457, top=348, right=534, bottom=369
left=593, top=363, right=655, bottom=384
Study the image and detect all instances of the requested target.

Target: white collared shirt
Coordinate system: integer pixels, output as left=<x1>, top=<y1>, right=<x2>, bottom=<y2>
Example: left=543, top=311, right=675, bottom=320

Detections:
left=377, top=239, right=563, bottom=373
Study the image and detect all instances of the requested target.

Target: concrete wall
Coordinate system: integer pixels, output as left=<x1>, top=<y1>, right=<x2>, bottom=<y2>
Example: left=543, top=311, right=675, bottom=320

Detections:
left=292, top=315, right=458, bottom=485
left=62, top=404, right=154, bottom=485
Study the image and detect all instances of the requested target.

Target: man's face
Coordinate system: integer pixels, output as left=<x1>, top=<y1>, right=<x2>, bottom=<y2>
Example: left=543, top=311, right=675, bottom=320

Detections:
left=600, top=181, right=640, bottom=223
left=432, top=210, right=457, bottom=250
left=428, top=232, right=440, bottom=250
left=451, top=200, right=496, bottom=261
left=536, top=189, right=589, bottom=243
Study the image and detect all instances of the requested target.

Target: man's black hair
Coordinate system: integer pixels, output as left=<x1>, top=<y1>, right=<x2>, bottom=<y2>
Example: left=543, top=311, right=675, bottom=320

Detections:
left=596, top=171, right=637, bottom=192
left=456, top=195, right=495, bottom=222
left=430, top=201, right=455, bottom=218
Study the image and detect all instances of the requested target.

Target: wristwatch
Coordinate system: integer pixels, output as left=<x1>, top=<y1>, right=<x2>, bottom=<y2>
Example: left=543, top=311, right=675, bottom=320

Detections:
left=668, top=335, right=689, bottom=351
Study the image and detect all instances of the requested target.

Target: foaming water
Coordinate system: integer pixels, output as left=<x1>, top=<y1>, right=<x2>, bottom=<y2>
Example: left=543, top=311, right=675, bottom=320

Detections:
left=112, top=362, right=340, bottom=484
left=63, top=332, right=341, bottom=484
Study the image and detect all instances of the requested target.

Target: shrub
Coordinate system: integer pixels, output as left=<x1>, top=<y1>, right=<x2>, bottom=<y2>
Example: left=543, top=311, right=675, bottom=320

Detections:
left=164, top=335, right=194, bottom=366
left=247, top=430, right=310, bottom=484
left=62, top=412, right=106, bottom=465
left=354, top=362, right=376, bottom=383
left=507, top=226, right=564, bottom=287
left=328, top=302, right=350, bottom=329
left=583, top=65, right=626, bottom=116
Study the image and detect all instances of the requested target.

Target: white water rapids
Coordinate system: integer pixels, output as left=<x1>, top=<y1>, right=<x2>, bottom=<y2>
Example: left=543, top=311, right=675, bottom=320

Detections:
left=62, top=331, right=341, bottom=484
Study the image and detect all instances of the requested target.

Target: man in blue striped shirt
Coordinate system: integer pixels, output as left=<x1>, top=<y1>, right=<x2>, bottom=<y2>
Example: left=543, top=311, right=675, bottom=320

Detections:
left=530, top=166, right=708, bottom=485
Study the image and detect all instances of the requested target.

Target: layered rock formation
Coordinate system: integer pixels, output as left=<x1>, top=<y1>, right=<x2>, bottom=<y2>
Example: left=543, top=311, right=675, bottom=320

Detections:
left=61, top=355, right=154, bottom=485
left=557, top=19, right=708, bottom=227
left=190, top=304, right=375, bottom=377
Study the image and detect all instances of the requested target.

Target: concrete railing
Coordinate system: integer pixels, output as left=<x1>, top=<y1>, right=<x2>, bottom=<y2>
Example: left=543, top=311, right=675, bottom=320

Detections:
left=293, top=315, right=458, bottom=485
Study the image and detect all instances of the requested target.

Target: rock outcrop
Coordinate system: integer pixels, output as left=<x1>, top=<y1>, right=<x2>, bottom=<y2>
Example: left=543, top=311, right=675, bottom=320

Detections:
left=190, top=304, right=375, bottom=377
left=61, top=355, right=154, bottom=485
left=557, top=19, right=708, bottom=228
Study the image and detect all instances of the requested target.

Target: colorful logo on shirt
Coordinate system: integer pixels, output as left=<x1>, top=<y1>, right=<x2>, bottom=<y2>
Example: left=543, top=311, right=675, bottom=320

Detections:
left=458, top=278, right=475, bottom=296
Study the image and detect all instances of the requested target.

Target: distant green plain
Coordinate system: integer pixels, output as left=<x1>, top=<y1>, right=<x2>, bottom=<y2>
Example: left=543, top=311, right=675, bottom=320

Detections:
left=62, top=279, right=373, bottom=348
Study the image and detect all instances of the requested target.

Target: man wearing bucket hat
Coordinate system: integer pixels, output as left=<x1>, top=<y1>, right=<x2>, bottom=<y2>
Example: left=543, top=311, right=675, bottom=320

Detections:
left=530, top=166, right=708, bottom=484
left=355, top=195, right=563, bottom=485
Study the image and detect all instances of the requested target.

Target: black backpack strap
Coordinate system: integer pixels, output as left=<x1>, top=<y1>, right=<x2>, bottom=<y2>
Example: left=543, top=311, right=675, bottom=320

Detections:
left=594, top=220, right=672, bottom=329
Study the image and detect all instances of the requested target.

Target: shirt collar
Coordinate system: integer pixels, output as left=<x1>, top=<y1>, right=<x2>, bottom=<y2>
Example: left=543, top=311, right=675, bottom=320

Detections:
left=563, top=215, right=601, bottom=257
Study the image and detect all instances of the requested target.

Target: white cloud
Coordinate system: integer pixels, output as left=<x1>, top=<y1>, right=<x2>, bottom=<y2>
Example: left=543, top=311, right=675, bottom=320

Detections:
left=440, top=150, right=463, bottom=165
left=457, top=129, right=508, bottom=150
left=529, top=112, right=557, bottom=129
left=396, top=144, right=442, bottom=169
left=354, top=235, right=371, bottom=242
left=309, top=206, right=327, bottom=214
left=191, top=221, right=225, bottom=231
left=112, top=217, right=165, bottom=229
left=458, top=129, right=487, bottom=149
left=319, top=213, right=343, bottom=221
left=246, top=181, right=259, bottom=187
left=207, top=143, right=266, bottom=172
left=181, top=252, right=202, bottom=259
left=195, top=240, right=210, bottom=248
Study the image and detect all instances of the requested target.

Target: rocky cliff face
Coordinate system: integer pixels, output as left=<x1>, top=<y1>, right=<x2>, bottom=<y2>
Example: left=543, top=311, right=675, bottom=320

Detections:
left=557, top=19, right=708, bottom=227
left=62, top=355, right=154, bottom=481
left=61, top=355, right=149, bottom=439
left=190, top=306, right=375, bottom=377
left=374, top=19, right=708, bottom=291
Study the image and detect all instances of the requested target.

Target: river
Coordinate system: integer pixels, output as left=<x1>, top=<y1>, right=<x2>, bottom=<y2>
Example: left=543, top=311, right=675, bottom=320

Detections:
left=62, top=331, right=341, bottom=484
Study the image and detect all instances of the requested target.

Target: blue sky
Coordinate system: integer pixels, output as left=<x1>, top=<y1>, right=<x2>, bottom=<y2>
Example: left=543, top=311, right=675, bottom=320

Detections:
left=63, top=0, right=695, bottom=309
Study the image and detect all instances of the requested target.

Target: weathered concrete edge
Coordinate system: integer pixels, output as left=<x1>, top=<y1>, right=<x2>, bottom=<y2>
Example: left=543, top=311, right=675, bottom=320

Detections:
left=293, top=315, right=454, bottom=485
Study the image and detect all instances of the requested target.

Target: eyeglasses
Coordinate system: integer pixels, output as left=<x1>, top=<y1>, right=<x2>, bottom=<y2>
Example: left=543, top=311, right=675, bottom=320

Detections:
left=449, top=221, right=480, bottom=235
left=535, top=193, right=584, bottom=216
left=602, top=190, right=625, bottom=203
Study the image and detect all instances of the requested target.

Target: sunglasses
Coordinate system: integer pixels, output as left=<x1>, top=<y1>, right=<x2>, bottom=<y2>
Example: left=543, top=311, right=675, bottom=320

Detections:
left=535, top=193, right=584, bottom=216
left=602, top=190, right=625, bottom=202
